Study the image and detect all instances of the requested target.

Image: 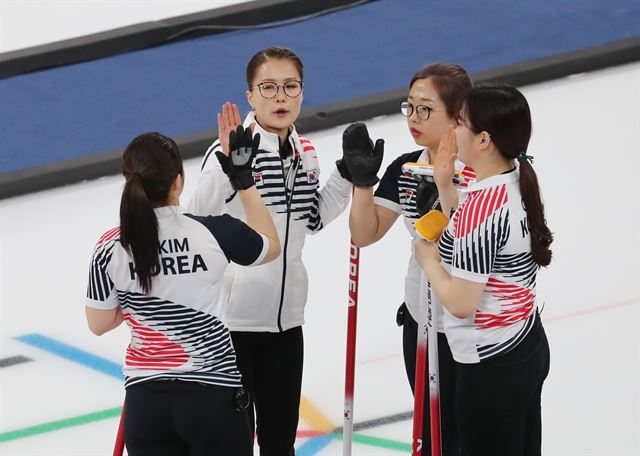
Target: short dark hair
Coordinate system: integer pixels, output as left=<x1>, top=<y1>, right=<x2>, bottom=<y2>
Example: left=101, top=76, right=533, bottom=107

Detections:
left=409, top=63, right=472, bottom=118
left=246, top=46, right=304, bottom=89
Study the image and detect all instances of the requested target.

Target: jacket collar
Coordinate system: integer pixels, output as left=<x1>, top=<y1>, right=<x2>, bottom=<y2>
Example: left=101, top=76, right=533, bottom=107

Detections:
left=243, top=112, right=298, bottom=155
left=153, top=205, right=185, bottom=217
left=461, top=167, right=519, bottom=193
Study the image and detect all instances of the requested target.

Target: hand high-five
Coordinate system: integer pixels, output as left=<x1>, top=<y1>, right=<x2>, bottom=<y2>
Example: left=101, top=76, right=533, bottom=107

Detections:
left=216, top=125, right=260, bottom=190
left=217, top=102, right=243, bottom=156
left=341, top=123, right=385, bottom=188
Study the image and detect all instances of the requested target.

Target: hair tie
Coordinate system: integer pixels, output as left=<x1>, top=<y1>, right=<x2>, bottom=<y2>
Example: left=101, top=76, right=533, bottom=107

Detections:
left=517, top=152, right=534, bottom=164
left=126, top=171, right=143, bottom=181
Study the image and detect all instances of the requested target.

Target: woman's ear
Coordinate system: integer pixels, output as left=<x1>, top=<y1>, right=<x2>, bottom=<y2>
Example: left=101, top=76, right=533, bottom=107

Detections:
left=174, top=172, right=184, bottom=193
left=167, top=172, right=184, bottom=204
left=478, top=131, right=492, bottom=149
left=246, top=90, right=254, bottom=110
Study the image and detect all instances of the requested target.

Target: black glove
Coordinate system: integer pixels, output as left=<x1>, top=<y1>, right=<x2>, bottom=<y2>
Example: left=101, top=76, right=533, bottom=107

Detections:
left=216, top=126, right=260, bottom=190
left=341, top=123, right=384, bottom=188
left=415, top=179, right=441, bottom=216
left=335, top=158, right=352, bottom=182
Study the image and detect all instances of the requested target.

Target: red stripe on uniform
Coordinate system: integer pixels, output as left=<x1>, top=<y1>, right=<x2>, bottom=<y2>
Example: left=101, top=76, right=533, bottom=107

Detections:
left=124, top=314, right=189, bottom=369
left=97, top=227, right=120, bottom=245
left=479, top=189, right=492, bottom=230
left=462, top=166, right=476, bottom=179
left=474, top=277, right=535, bottom=329
left=456, top=185, right=508, bottom=238
left=460, top=165, right=476, bottom=188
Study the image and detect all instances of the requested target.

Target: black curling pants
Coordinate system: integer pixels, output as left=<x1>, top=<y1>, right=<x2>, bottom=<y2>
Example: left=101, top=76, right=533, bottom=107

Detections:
left=124, top=380, right=253, bottom=456
left=231, top=326, right=304, bottom=456
left=401, top=304, right=460, bottom=456
left=455, top=313, right=550, bottom=456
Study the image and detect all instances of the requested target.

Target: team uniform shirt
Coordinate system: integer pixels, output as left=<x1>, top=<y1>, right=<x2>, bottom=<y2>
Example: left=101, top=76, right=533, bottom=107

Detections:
left=374, top=148, right=475, bottom=330
left=437, top=168, right=539, bottom=363
left=85, top=206, right=269, bottom=388
left=188, top=112, right=352, bottom=332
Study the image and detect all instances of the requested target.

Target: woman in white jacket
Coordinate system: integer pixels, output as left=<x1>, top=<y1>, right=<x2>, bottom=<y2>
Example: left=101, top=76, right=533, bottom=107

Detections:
left=188, top=46, right=353, bottom=456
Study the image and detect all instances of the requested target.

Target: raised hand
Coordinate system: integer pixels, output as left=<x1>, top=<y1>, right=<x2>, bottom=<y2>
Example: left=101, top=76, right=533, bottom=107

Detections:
left=433, top=126, right=458, bottom=190
left=217, top=102, right=243, bottom=156
left=216, top=125, right=260, bottom=190
left=341, top=123, right=384, bottom=188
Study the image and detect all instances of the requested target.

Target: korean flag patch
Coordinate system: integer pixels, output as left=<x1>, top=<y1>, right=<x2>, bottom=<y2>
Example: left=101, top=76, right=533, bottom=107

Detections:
left=307, top=169, right=318, bottom=184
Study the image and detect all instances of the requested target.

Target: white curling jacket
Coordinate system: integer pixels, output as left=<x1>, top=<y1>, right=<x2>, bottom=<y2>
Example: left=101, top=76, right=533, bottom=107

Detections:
left=188, top=112, right=352, bottom=332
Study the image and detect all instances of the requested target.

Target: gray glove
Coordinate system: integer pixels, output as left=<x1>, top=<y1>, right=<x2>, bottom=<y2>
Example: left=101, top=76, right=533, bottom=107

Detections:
left=216, top=126, right=260, bottom=190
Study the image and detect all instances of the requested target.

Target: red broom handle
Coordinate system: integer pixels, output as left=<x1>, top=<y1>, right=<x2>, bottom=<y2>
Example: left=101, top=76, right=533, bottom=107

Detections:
left=343, top=241, right=360, bottom=455
left=113, top=402, right=125, bottom=456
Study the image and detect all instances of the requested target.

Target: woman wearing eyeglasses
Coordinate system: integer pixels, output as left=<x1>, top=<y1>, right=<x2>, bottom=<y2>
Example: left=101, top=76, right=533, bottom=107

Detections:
left=345, top=63, right=474, bottom=455
left=188, top=46, right=353, bottom=456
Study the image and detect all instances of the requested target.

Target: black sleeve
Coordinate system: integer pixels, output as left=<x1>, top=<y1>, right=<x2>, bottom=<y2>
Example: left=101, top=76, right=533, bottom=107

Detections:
left=374, top=150, right=423, bottom=204
left=187, top=213, right=266, bottom=266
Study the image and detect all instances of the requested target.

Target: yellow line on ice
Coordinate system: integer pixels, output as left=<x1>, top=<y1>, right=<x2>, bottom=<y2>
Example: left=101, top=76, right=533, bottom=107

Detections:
left=299, top=394, right=335, bottom=433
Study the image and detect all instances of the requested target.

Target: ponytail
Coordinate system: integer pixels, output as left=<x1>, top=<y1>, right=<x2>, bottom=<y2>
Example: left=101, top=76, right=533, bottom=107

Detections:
left=518, top=160, right=553, bottom=266
left=120, top=174, right=160, bottom=293
left=119, top=133, right=183, bottom=294
left=463, top=83, right=553, bottom=267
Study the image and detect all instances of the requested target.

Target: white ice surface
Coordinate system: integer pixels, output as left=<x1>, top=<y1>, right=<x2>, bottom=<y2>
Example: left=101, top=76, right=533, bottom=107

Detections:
left=1, top=62, right=639, bottom=455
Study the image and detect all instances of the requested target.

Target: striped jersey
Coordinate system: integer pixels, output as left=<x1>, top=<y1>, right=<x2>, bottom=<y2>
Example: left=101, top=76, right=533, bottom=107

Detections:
left=437, top=168, right=538, bottom=363
left=86, top=206, right=269, bottom=388
left=188, top=112, right=352, bottom=332
left=374, top=148, right=475, bottom=329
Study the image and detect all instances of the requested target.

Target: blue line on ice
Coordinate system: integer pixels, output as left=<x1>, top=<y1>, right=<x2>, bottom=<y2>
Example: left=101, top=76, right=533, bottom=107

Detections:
left=15, top=333, right=123, bottom=380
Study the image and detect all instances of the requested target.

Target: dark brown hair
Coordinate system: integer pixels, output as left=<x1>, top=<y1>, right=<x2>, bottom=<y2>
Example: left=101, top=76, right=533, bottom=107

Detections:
left=463, top=83, right=553, bottom=267
left=246, top=46, right=304, bottom=88
left=409, top=63, right=472, bottom=118
left=120, top=132, right=183, bottom=293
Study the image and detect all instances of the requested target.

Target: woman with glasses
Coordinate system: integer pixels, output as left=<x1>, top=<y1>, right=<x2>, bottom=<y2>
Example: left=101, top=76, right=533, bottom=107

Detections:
left=188, top=46, right=353, bottom=456
left=345, top=63, right=474, bottom=455
left=415, top=84, right=552, bottom=455
left=85, top=128, right=280, bottom=455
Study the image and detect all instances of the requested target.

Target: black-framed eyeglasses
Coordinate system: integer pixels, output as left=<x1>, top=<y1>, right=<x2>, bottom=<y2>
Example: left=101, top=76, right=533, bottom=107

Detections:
left=254, top=80, right=303, bottom=99
left=400, top=101, right=447, bottom=121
